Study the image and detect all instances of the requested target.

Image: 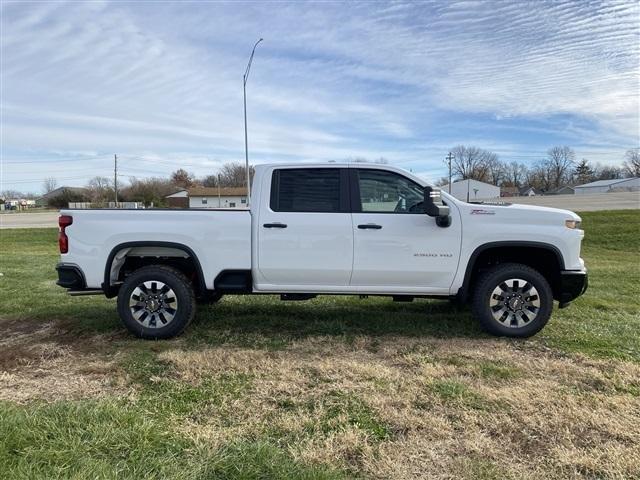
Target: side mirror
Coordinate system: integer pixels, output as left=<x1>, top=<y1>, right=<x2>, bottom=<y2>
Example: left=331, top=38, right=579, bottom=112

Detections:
left=424, top=186, right=451, bottom=228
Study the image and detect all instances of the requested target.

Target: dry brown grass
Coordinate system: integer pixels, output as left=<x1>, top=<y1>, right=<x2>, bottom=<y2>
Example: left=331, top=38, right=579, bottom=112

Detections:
left=0, top=318, right=128, bottom=403
left=158, top=337, right=640, bottom=479
left=1, top=315, right=638, bottom=478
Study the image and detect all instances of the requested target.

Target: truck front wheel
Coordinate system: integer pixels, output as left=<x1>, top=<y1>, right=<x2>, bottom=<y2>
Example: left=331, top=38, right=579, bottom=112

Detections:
left=116, top=265, right=196, bottom=339
left=471, top=263, right=553, bottom=338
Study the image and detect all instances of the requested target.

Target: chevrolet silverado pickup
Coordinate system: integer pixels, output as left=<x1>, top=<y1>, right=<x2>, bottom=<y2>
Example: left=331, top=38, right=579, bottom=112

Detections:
left=56, top=163, right=587, bottom=339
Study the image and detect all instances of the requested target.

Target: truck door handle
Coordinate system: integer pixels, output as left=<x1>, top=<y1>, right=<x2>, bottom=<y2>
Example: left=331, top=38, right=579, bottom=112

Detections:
left=357, top=223, right=382, bottom=230
left=263, top=222, right=287, bottom=229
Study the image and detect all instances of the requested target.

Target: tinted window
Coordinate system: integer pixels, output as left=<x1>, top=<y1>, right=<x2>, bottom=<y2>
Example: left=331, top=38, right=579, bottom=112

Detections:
left=271, top=168, right=342, bottom=212
left=357, top=169, right=424, bottom=213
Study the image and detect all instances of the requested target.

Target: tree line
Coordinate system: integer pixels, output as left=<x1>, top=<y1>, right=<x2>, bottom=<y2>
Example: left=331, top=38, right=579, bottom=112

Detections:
left=35, top=162, right=255, bottom=208
left=437, top=146, right=640, bottom=191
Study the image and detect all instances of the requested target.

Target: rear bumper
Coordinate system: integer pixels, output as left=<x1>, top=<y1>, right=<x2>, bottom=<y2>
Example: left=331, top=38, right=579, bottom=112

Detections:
left=56, top=263, right=86, bottom=289
left=557, top=268, right=588, bottom=308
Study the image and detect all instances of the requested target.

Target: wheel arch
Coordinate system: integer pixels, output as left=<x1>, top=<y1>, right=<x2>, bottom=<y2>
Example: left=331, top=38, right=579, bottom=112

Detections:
left=458, top=241, right=565, bottom=302
left=102, top=241, right=207, bottom=298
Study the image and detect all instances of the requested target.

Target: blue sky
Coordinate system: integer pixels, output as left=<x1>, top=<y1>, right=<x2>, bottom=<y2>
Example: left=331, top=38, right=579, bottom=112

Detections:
left=1, top=0, right=639, bottom=193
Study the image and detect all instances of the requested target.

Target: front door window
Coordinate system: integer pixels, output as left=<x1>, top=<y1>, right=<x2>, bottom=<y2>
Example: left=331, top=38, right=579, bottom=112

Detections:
left=356, top=169, right=424, bottom=213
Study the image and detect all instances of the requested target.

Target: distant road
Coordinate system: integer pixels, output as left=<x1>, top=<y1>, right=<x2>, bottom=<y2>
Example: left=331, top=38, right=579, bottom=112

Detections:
left=505, top=191, right=639, bottom=212
left=0, top=211, right=59, bottom=229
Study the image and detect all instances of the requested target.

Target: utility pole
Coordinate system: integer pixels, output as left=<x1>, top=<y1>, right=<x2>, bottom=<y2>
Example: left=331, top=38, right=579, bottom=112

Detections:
left=445, top=151, right=453, bottom=194
left=114, top=154, right=118, bottom=206
left=243, top=38, right=263, bottom=207
left=218, top=173, right=221, bottom=207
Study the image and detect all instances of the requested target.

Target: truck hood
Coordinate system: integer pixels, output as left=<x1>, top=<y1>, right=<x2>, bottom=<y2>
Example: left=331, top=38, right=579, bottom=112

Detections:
left=459, top=201, right=581, bottom=224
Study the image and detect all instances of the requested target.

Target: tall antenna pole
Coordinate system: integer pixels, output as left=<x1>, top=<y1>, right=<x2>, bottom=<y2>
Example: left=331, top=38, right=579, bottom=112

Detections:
left=243, top=38, right=263, bottom=207
left=114, top=154, right=118, bottom=205
left=446, top=151, right=453, bottom=194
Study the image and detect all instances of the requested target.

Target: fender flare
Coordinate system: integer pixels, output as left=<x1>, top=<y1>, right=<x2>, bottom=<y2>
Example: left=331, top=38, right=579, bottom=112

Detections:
left=102, top=241, right=207, bottom=297
left=458, top=241, right=565, bottom=301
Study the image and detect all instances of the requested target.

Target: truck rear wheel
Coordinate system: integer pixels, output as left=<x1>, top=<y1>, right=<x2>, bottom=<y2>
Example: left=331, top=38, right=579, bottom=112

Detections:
left=117, top=265, right=196, bottom=339
left=471, top=263, right=553, bottom=338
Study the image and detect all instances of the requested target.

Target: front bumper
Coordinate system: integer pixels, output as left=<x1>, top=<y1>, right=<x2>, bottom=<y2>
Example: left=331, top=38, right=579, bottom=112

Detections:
left=557, top=268, right=588, bottom=308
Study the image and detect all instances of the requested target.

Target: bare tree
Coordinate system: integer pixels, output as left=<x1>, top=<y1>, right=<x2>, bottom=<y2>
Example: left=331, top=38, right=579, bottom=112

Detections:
left=86, top=176, right=113, bottom=204
left=121, top=177, right=176, bottom=206
left=545, top=146, right=575, bottom=188
left=1, top=189, right=27, bottom=199
left=504, top=161, right=527, bottom=187
left=486, top=157, right=506, bottom=186
left=217, top=162, right=255, bottom=188
left=526, top=163, right=553, bottom=191
left=594, top=163, right=623, bottom=180
left=450, top=145, right=496, bottom=182
left=43, top=177, right=58, bottom=194
left=170, top=169, right=196, bottom=188
left=201, top=175, right=219, bottom=187
left=623, top=148, right=640, bottom=178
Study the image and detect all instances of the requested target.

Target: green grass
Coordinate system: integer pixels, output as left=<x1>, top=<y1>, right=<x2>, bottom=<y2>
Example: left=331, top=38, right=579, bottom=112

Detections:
left=475, top=360, right=522, bottom=380
left=0, top=400, right=344, bottom=480
left=1, top=210, right=637, bottom=360
left=428, top=379, right=488, bottom=409
left=304, top=391, right=391, bottom=442
left=0, top=209, right=639, bottom=479
left=539, top=210, right=640, bottom=360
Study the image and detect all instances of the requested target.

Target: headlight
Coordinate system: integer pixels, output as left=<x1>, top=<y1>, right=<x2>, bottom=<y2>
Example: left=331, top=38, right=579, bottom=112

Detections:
left=565, top=219, right=582, bottom=229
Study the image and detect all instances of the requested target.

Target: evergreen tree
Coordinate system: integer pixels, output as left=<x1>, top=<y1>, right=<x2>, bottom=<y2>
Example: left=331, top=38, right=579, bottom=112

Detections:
left=574, top=159, right=594, bottom=185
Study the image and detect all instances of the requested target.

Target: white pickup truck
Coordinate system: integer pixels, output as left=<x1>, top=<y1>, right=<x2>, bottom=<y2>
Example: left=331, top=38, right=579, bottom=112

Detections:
left=56, top=163, right=587, bottom=339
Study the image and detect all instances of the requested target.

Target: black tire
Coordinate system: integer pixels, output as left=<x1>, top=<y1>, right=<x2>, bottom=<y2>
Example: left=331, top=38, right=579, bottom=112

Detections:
left=471, top=263, right=553, bottom=338
left=197, top=291, right=224, bottom=305
left=117, top=265, right=196, bottom=339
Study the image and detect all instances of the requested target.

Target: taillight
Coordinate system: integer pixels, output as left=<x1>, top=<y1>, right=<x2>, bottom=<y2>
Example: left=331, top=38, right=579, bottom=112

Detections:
left=59, top=215, right=73, bottom=253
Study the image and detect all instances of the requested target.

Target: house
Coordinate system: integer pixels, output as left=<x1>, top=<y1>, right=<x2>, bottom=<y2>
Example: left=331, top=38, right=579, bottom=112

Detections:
left=519, top=186, right=540, bottom=196
left=547, top=186, right=575, bottom=195
left=166, top=187, right=248, bottom=209
left=574, top=177, right=640, bottom=195
left=37, top=186, right=89, bottom=206
left=500, top=186, right=520, bottom=197
left=442, top=179, right=500, bottom=202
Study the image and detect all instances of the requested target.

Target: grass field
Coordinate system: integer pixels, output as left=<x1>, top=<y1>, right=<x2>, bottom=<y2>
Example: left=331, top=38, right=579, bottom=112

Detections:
left=0, top=210, right=638, bottom=479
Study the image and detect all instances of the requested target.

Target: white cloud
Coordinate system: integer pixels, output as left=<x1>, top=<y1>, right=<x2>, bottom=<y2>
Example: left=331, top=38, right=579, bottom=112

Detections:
left=1, top=0, right=638, bottom=192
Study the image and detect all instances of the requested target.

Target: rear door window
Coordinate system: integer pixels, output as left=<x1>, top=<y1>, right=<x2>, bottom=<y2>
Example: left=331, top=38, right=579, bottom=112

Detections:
left=270, top=168, right=347, bottom=212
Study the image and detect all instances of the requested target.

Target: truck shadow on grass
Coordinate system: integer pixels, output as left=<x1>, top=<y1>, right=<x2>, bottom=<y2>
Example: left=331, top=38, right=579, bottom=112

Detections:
left=40, top=295, right=484, bottom=349
left=184, top=296, right=483, bottom=349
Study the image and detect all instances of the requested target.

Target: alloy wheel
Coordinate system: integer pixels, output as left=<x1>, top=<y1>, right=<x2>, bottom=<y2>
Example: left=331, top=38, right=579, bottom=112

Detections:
left=489, top=278, right=540, bottom=328
left=129, top=280, right=178, bottom=328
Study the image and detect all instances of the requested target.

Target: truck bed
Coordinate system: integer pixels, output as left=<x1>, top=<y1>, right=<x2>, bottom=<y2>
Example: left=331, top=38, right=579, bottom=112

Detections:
left=60, top=208, right=252, bottom=289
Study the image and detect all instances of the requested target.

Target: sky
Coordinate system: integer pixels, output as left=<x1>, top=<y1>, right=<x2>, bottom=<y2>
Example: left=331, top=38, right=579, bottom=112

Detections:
left=1, top=0, right=639, bottom=194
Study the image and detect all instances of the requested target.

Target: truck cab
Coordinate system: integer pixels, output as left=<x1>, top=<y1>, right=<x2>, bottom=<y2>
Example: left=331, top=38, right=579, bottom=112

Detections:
left=56, top=163, right=588, bottom=339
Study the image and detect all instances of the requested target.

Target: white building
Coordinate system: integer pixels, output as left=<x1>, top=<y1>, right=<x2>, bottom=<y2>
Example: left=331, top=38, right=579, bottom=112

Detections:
left=442, top=179, right=500, bottom=202
left=166, top=187, right=248, bottom=209
left=574, top=178, right=640, bottom=195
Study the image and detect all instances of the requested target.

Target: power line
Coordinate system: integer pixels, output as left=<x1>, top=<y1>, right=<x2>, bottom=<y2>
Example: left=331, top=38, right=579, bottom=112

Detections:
left=6, top=175, right=93, bottom=185
left=2, top=154, right=114, bottom=165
